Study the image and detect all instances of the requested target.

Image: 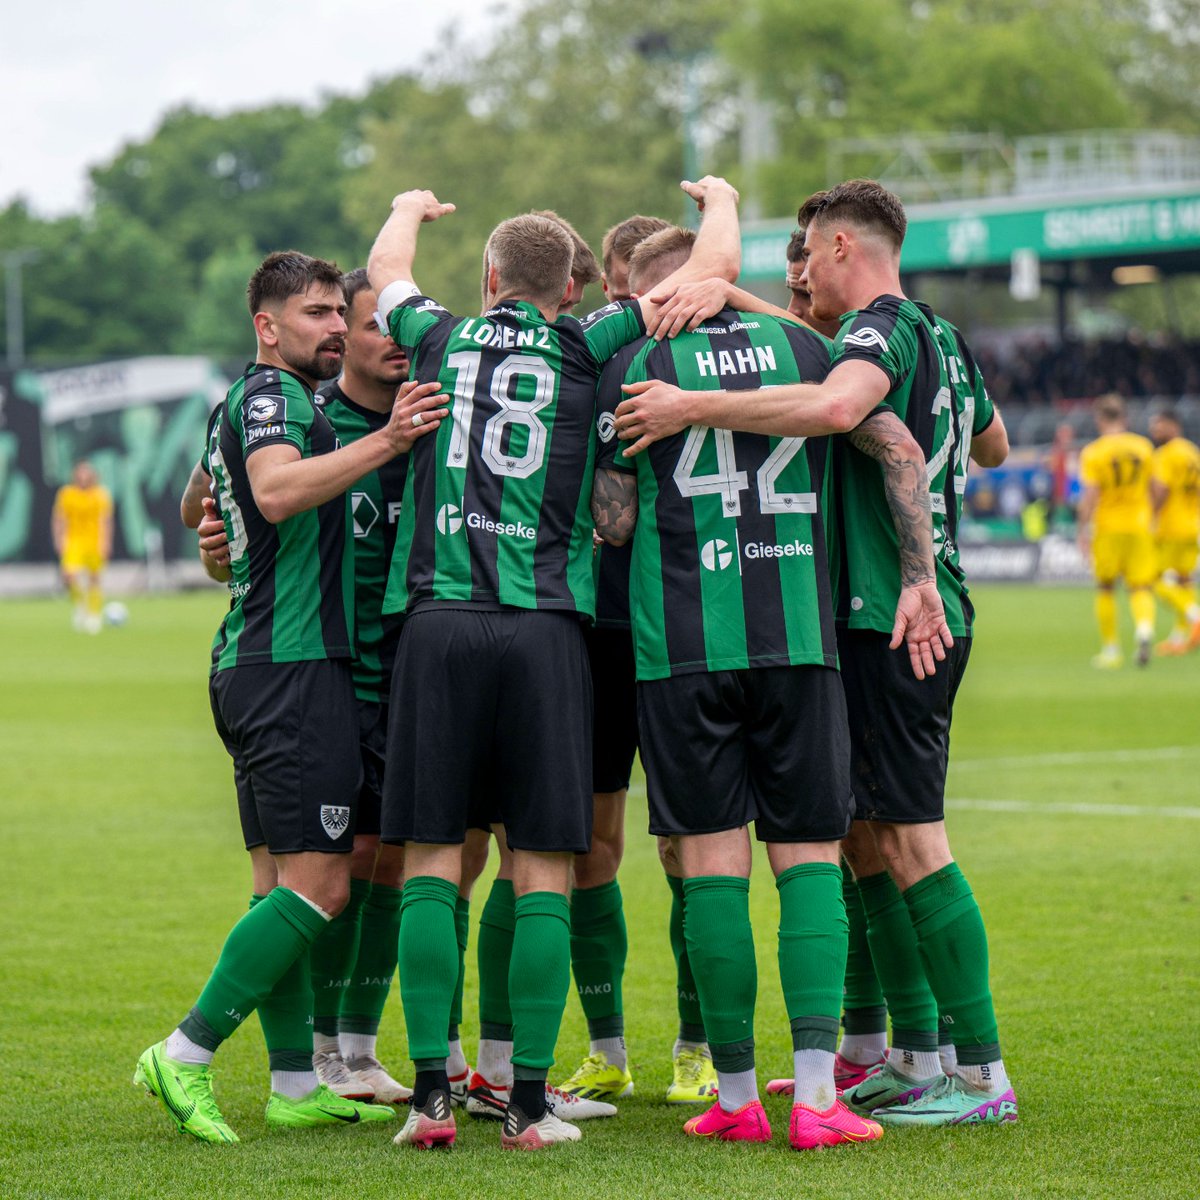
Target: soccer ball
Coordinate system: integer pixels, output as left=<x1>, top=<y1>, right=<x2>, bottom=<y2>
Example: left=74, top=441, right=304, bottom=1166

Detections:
left=103, top=601, right=129, bottom=627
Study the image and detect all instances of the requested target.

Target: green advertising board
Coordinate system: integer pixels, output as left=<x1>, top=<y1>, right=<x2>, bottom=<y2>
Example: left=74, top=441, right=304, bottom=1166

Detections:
left=740, top=185, right=1200, bottom=280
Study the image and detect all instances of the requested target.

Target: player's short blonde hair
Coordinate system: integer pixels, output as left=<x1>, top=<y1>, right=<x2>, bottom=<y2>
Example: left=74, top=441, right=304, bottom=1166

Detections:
left=602, top=214, right=673, bottom=275
left=531, top=210, right=600, bottom=288
left=485, top=215, right=574, bottom=308
left=627, top=226, right=696, bottom=293
left=1095, top=393, right=1126, bottom=424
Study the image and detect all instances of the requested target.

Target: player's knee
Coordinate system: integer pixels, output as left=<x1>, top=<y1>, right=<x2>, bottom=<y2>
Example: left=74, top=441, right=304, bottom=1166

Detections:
left=349, top=836, right=380, bottom=881
left=841, top=823, right=885, bottom=878
left=460, top=831, right=490, bottom=892
left=657, top=835, right=681, bottom=876
left=574, top=837, right=622, bottom=888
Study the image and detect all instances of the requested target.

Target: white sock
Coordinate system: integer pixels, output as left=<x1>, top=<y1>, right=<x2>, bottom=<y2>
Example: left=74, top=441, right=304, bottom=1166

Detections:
left=476, top=1038, right=513, bottom=1085
left=313, top=1033, right=339, bottom=1057
left=716, top=1067, right=758, bottom=1112
left=938, top=1042, right=958, bottom=1074
left=1186, top=604, right=1200, bottom=623
left=891, top=1046, right=942, bottom=1081
left=838, top=1032, right=887, bottom=1065
left=165, top=1029, right=213, bottom=1066
left=1135, top=622, right=1154, bottom=641
left=672, top=1038, right=709, bottom=1060
left=591, top=1036, right=626, bottom=1070
left=792, top=1049, right=836, bottom=1111
left=957, top=1059, right=1008, bottom=1093
left=339, top=1032, right=377, bottom=1061
left=446, top=1037, right=469, bottom=1077
left=272, top=1069, right=318, bottom=1099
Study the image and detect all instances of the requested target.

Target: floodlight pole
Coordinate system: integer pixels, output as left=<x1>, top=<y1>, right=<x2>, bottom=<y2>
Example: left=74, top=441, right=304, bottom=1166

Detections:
left=4, top=248, right=40, bottom=368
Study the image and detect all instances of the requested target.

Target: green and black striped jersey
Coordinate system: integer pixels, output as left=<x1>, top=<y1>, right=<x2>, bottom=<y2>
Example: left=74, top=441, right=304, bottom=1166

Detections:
left=383, top=293, right=645, bottom=618
left=830, top=296, right=995, bottom=637
left=317, top=382, right=409, bottom=703
left=596, top=308, right=838, bottom=681
left=208, top=364, right=353, bottom=672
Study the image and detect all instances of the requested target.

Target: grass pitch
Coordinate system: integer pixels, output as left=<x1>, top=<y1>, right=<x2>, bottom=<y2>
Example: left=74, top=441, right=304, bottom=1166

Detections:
left=1, top=585, right=1197, bottom=1199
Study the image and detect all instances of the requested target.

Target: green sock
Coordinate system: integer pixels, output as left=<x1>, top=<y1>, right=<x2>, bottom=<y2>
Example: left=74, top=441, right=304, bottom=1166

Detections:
left=398, top=876, right=460, bottom=1063
left=478, top=878, right=516, bottom=1039
left=570, top=880, right=626, bottom=1039
left=666, top=873, right=705, bottom=1037
left=450, top=895, right=470, bottom=1031
left=857, top=870, right=938, bottom=1052
left=842, top=860, right=887, bottom=1032
left=246, top=894, right=315, bottom=1072
left=510, top=892, right=572, bottom=1074
left=903, top=863, right=1001, bottom=1064
left=340, top=882, right=402, bottom=1036
left=776, top=863, right=846, bottom=1053
left=309, top=876, right=369, bottom=1039
left=682, top=876, right=756, bottom=1073
left=184, top=886, right=328, bottom=1047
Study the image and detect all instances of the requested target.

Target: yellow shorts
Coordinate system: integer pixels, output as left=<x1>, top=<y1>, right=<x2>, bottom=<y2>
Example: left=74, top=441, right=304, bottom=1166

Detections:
left=1092, top=531, right=1156, bottom=589
left=60, top=544, right=106, bottom=575
left=1156, top=538, right=1199, bottom=581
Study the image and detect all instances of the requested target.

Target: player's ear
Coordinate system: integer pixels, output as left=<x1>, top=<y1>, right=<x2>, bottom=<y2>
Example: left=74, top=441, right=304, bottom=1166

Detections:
left=253, top=309, right=279, bottom=346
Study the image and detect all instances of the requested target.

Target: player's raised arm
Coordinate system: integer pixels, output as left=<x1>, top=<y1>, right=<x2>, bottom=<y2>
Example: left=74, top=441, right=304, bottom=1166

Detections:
left=647, top=279, right=799, bottom=342
left=366, top=189, right=456, bottom=303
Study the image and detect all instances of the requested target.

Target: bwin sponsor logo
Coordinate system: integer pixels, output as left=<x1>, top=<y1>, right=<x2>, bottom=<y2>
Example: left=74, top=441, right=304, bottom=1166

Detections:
left=700, top=539, right=733, bottom=571
left=437, top=503, right=463, bottom=534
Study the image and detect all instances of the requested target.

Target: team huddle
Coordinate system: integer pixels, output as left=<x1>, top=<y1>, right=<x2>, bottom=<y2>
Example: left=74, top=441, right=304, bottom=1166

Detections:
left=136, top=176, right=1019, bottom=1153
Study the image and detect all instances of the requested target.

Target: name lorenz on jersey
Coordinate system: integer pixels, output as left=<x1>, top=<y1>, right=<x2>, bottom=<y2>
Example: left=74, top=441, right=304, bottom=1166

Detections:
left=382, top=292, right=646, bottom=619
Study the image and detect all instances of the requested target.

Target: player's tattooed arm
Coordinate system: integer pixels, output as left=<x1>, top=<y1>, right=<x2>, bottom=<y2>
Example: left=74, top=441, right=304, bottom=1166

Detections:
left=848, top=411, right=953, bottom=680
left=848, top=413, right=935, bottom=587
left=180, top=461, right=211, bottom=529
left=591, top=468, right=639, bottom=546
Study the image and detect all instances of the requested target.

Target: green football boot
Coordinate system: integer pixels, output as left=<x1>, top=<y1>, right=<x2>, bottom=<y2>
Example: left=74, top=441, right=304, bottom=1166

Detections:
left=872, top=1073, right=1018, bottom=1127
left=133, top=1041, right=239, bottom=1144
left=265, top=1083, right=396, bottom=1129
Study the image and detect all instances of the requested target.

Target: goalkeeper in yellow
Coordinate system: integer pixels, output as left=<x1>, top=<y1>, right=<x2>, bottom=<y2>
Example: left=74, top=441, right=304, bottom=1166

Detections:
left=1077, top=395, right=1157, bottom=668
left=51, top=460, right=113, bottom=634
left=1149, top=408, right=1200, bottom=655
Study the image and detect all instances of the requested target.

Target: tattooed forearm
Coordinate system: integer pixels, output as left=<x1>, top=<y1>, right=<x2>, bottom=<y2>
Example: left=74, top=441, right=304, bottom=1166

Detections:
left=180, top=462, right=212, bottom=529
left=848, top=413, right=936, bottom=587
left=591, top=467, right=639, bottom=546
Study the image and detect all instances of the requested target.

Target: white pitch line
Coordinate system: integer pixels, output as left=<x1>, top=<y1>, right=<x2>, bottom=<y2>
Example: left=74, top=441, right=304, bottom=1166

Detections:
left=951, top=746, right=1198, bottom=771
left=948, top=798, right=1200, bottom=820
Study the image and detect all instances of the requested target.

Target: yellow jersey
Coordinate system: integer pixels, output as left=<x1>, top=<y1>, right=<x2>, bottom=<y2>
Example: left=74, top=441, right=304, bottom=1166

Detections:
left=1078, top=432, right=1154, bottom=536
left=53, top=483, right=113, bottom=550
left=1152, top=436, right=1200, bottom=543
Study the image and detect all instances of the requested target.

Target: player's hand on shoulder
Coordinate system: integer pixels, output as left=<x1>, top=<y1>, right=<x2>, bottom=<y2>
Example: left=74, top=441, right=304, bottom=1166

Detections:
left=391, top=190, right=457, bottom=222
left=197, top=496, right=231, bottom=566
left=680, top=176, right=740, bottom=210
left=387, top=379, right=450, bottom=453
left=890, top=581, right=953, bottom=681
left=646, top=277, right=731, bottom=341
left=614, top=380, right=691, bottom=457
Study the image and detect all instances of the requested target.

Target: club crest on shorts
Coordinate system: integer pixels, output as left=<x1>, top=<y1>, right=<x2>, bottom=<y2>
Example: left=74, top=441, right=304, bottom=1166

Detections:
left=320, top=805, right=351, bottom=839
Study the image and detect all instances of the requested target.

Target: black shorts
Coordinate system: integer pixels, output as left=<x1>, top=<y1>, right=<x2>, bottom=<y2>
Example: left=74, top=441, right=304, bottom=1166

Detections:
left=837, top=629, right=972, bottom=824
left=638, top=665, right=853, bottom=842
left=382, top=608, right=593, bottom=853
left=586, top=625, right=638, bottom=793
left=355, top=700, right=387, bottom=837
left=209, top=659, right=361, bottom=854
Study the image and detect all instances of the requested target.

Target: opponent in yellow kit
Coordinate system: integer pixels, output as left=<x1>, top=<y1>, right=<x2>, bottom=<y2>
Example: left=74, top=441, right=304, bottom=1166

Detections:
left=1149, top=409, right=1200, bottom=654
left=1076, top=395, right=1156, bottom=668
left=51, top=460, right=113, bottom=633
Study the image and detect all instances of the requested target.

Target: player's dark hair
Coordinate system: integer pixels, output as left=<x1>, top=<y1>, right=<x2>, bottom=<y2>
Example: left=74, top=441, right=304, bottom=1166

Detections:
left=1095, top=392, right=1126, bottom=423
left=602, top=215, right=673, bottom=274
left=1153, top=406, right=1180, bottom=426
left=806, top=180, right=907, bottom=253
left=247, top=250, right=343, bottom=315
left=796, top=190, right=831, bottom=236
left=627, top=226, right=696, bottom=293
left=341, top=267, right=373, bottom=312
left=485, top=215, right=574, bottom=307
left=531, top=210, right=600, bottom=288
left=785, top=228, right=805, bottom=262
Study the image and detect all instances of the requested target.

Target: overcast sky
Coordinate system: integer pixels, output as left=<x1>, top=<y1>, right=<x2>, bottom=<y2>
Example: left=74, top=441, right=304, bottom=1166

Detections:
left=2, top=1, right=506, bottom=216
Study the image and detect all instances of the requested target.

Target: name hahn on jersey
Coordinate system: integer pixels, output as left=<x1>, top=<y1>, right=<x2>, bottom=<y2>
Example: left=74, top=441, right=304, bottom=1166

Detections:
left=436, top=502, right=536, bottom=541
